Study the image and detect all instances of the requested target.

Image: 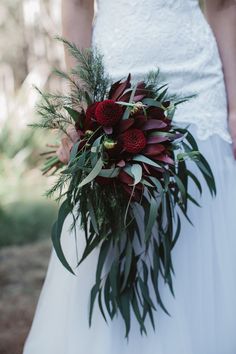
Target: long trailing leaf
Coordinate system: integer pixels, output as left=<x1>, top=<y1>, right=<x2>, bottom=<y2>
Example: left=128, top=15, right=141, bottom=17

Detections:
left=144, top=195, right=158, bottom=243
left=51, top=199, right=74, bottom=274
left=119, top=290, right=131, bottom=338
left=98, top=288, right=108, bottom=323
left=171, top=213, right=181, bottom=250
left=131, top=290, right=147, bottom=335
left=89, top=283, right=100, bottom=327
left=88, top=198, right=99, bottom=234
left=187, top=170, right=203, bottom=195
left=96, top=240, right=110, bottom=284
left=121, top=240, right=133, bottom=292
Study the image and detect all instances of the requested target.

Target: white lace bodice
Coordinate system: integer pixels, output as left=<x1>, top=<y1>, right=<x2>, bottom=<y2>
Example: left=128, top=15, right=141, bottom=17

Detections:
left=91, top=0, right=231, bottom=143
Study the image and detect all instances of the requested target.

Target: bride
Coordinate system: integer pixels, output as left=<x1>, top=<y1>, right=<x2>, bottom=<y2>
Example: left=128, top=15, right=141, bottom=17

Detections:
left=23, top=0, right=236, bottom=353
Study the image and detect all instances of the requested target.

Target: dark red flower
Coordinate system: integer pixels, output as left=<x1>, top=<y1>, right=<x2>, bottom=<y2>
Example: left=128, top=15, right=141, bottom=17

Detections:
left=95, top=99, right=123, bottom=127
left=85, top=102, right=100, bottom=130
left=122, top=128, right=147, bottom=154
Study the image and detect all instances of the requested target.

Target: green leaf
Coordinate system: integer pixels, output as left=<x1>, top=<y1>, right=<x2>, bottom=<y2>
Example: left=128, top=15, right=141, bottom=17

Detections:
left=197, top=154, right=216, bottom=196
left=151, top=240, right=171, bottom=316
left=141, top=178, right=154, bottom=188
left=171, top=213, right=181, bottom=250
left=186, top=130, right=199, bottom=151
left=138, top=277, right=156, bottom=310
left=98, top=288, right=108, bottom=323
left=121, top=240, right=133, bottom=291
left=77, top=235, right=101, bottom=267
left=121, top=84, right=138, bottom=120
left=145, top=195, right=158, bottom=242
left=109, top=260, right=119, bottom=299
left=88, top=198, right=99, bottom=234
left=187, top=192, right=201, bottom=207
left=173, top=174, right=187, bottom=200
left=149, top=131, right=175, bottom=138
left=119, top=291, right=131, bottom=338
left=131, top=290, right=147, bottom=335
left=89, top=283, right=100, bottom=326
left=133, top=155, right=162, bottom=169
left=122, top=105, right=132, bottom=120
left=51, top=200, right=74, bottom=274
left=98, top=167, right=120, bottom=178
left=187, top=170, right=202, bottom=195
left=130, top=164, right=143, bottom=185
left=104, top=277, right=113, bottom=319
left=149, top=176, right=164, bottom=194
left=148, top=306, right=155, bottom=331
left=78, top=157, right=103, bottom=188
left=156, top=87, right=168, bottom=101
left=96, top=240, right=110, bottom=284
left=91, top=136, right=102, bottom=167
left=69, top=141, right=80, bottom=163
left=142, top=98, right=163, bottom=108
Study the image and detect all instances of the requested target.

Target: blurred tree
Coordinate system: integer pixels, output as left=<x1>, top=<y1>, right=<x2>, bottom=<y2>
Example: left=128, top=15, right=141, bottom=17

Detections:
left=0, top=0, right=63, bottom=247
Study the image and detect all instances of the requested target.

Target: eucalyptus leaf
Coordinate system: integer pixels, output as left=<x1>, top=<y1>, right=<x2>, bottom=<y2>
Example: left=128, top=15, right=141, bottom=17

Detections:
left=78, top=157, right=103, bottom=188
left=51, top=200, right=74, bottom=274
left=133, top=155, right=162, bottom=169
left=130, top=164, right=143, bottom=185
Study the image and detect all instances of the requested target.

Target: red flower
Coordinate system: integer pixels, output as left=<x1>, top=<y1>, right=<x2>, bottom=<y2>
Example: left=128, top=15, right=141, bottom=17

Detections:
left=122, top=128, right=147, bottom=154
left=95, top=99, right=123, bottom=127
left=84, top=102, right=99, bottom=130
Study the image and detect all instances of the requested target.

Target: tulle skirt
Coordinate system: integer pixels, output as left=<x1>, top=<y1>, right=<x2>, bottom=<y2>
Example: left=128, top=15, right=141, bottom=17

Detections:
left=23, top=124, right=236, bottom=354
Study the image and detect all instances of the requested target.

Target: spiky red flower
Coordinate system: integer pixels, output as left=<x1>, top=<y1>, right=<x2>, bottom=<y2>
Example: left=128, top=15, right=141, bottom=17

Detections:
left=122, top=128, right=147, bottom=154
left=95, top=99, right=123, bottom=127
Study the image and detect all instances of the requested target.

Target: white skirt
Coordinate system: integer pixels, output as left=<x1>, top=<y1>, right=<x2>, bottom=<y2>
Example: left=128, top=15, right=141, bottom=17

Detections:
left=23, top=124, right=236, bottom=354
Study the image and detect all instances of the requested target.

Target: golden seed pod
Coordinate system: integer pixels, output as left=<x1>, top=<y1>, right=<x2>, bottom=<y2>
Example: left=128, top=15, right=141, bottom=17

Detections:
left=85, top=129, right=94, bottom=136
left=103, top=140, right=117, bottom=150
left=131, top=101, right=146, bottom=114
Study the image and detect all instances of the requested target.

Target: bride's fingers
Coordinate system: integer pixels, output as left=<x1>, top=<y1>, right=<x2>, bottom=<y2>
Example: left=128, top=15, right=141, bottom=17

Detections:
left=56, top=145, right=69, bottom=164
left=66, top=126, right=80, bottom=143
left=46, top=143, right=59, bottom=148
left=56, top=137, right=73, bottom=164
left=56, top=128, right=79, bottom=164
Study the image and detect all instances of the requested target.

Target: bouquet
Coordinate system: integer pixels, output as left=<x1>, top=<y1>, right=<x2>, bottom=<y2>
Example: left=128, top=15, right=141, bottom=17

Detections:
left=34, top=39, right=216, bottom=337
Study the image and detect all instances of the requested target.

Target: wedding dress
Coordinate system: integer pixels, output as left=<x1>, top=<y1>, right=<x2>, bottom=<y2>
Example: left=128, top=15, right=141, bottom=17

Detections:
left=23, top=1, right=236, bottom=353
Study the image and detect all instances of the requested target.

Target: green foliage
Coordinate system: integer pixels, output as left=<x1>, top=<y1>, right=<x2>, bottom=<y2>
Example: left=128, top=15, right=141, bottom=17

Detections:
left=0, top=201, right=56, bottom=247
left=0, top=100, right=58, bottom=248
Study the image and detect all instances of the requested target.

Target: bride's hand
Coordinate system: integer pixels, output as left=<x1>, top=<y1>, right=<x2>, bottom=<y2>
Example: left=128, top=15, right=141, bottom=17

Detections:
left=229, top=114, right=236, bottom=159
left=56, top=126, right=80, bottom=164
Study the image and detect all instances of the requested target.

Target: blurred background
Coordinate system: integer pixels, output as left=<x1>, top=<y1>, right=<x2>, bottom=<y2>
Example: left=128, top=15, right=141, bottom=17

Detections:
left=0, top=0, right=64, bottom=352
left=0, top=1, right=204, bottom=353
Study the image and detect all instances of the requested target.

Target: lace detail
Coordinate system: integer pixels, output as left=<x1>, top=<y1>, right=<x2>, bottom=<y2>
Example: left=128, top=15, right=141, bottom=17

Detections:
left=92, top=0, right=232, bottom=143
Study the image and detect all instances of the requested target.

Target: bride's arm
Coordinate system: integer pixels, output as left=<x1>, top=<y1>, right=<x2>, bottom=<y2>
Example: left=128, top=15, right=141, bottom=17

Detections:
left=204, top=0, right=236, bottom=157
left=57, top=0, right=94, bottom=164
left=61, top=0, right=94, bottom=69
